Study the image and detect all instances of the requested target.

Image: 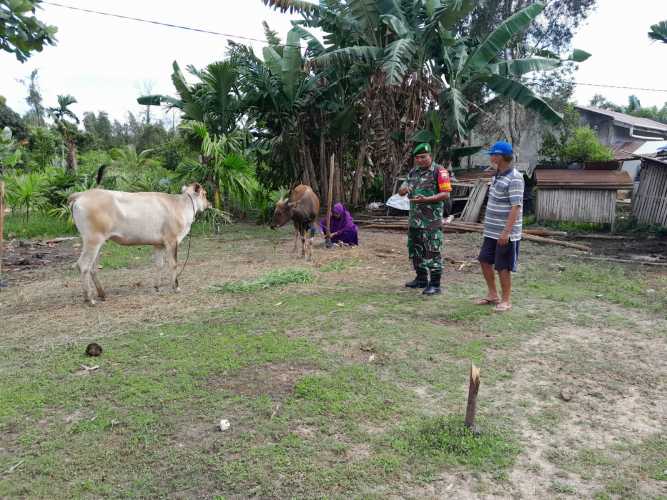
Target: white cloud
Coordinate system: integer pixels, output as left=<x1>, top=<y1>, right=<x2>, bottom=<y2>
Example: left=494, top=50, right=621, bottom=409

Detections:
left=571, top=0, right=667, bottom=109
left=0, top=0, right=300, bottom=122
left=1, top=0, right=666, bottom=124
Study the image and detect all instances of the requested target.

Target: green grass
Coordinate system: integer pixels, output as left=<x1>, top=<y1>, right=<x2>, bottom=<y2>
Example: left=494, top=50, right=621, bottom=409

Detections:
left=2, top=224, right=666, bottom=497
left=210, top=268, right=314, bottom=293
left=391, top=415, right=519, bottom=473
left=319, top=258, right=361, bottom=273
left=3, top=211, right=76, bottom=239
left=97, top=241, right=153, bottom=269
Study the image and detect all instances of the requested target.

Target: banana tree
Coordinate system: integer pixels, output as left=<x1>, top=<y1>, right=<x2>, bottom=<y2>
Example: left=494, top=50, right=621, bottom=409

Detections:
left=431, top=2, right=590, bottom=161
left=233, top=25, right=325, bottom=192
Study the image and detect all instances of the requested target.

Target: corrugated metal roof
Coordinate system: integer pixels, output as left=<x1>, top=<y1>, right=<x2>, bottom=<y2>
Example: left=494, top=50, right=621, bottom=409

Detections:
left=611, top=140, right=645, bottom=160
left=576, top=105, right=667, bottom=133
left=535, top=169, right=633, bottom=189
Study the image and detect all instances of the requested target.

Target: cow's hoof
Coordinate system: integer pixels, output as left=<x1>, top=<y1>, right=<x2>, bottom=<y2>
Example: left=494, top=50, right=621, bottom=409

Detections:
left=86, top=299, right=97, bottom=306
left=98, top=295, right=106, bottom=302
left=172, top=287, right=181, bottom=293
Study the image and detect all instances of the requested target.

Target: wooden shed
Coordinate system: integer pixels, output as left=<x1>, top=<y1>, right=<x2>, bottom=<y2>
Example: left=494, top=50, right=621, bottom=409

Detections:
left=633, top=155, right=667, bottom=226
left=535, top=169, right=633, bottom=229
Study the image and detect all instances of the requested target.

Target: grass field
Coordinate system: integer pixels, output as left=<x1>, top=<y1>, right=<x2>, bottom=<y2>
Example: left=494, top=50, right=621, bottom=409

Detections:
left=1, top=224, right=666, bottom=498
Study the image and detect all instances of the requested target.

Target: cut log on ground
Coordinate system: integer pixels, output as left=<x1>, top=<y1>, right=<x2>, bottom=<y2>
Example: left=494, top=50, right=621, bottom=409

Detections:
left=464, top=363, right=481, bottom=430
left=567, top=255, right=667, bottom=267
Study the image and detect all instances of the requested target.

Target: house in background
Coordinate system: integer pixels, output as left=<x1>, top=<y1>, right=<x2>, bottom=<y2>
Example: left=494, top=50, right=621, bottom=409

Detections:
left=575, top=105, right=667, bottom=182
left=468, top=105, right=667, bottom=174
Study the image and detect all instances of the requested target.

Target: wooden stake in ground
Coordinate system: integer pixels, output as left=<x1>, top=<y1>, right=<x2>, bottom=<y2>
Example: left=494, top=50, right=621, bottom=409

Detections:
left=325, top=154, right=335, bottom=245
left=464, top=363, right=481, bottom=430
left=0, top=181, right=4, bottom=286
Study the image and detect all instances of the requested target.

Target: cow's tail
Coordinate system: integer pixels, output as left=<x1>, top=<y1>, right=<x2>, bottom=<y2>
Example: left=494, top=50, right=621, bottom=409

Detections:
left=96, top=164, right=108, bottom=186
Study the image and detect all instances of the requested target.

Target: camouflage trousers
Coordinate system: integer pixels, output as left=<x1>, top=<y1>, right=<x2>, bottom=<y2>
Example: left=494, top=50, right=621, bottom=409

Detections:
left=407, top=227, right=443, bottom=274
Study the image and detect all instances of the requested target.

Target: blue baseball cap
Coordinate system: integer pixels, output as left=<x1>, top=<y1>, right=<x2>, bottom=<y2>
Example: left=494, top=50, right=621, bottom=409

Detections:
left=487, top=141, right=513, bottom=156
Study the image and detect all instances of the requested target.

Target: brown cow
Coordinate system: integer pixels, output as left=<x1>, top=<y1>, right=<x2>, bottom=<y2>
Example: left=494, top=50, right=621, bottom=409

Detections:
left=271, top=184, right=320, bottom=260
left=68, top=183, right=210, bottom=305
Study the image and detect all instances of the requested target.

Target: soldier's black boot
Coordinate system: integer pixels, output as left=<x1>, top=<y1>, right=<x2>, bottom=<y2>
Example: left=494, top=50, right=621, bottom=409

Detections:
left=405, top=270, right=428, bottom=288
left=423, top=272, right=442, bottom=295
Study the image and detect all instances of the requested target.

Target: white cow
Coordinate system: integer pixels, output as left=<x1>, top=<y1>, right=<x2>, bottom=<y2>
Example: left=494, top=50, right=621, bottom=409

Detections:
left=68, top=183, right=210, bottom=305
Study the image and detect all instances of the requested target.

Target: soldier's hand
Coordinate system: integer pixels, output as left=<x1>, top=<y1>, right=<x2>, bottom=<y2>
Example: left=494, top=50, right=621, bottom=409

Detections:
left=410, top=195, right=426, bottom=204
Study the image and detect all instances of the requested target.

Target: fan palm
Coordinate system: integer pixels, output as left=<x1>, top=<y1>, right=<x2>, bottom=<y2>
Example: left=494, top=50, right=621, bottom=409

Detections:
left=5, top=172, right=46, bottom=222
left=176, top=121, right=256, bottom=210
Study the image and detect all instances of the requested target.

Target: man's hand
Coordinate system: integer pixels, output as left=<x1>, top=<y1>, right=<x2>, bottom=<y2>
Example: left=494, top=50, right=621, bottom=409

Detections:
left=498, top=230, right=510, bottom=246
left=410, top=195, right=428, bottom=204
left=398, top=186, right=411, bottom=196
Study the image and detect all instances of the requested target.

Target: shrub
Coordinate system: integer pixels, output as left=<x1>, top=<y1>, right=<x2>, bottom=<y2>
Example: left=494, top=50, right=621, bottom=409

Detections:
left=561, top=127, right=614, bottom=163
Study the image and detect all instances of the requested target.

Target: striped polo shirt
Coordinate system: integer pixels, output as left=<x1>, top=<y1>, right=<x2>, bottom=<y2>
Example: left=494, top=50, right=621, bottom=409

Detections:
left=483, top=168, right=524, bottom=241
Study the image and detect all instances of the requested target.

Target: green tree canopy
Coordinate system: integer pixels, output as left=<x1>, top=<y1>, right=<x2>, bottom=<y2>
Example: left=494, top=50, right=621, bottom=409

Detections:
left=0, top=0, right=57, bottom=62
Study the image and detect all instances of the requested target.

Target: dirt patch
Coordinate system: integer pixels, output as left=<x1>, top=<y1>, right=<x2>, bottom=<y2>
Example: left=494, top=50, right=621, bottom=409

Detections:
left=1, top=238, right=79, bottom=283
left=209, top=362, right=320, bottom=400
left=491, top=326, right=667, bottom=498
left=587, top=235, right=667, bottom=261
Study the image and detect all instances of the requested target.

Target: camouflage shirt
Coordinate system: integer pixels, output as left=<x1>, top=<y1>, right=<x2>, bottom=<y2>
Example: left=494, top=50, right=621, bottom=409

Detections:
left=401, top=163, right=452, bottom=230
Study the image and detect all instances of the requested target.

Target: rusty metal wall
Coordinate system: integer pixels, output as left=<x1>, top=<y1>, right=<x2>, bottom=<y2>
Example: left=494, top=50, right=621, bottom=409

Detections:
left=536, top=189, right=616, bottom=224
left=633, top=164, right=667, bottom=226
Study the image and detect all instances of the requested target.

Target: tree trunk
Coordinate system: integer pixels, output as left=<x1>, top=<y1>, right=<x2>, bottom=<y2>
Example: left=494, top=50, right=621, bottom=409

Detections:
left=303, top=140, right=319, bottom=194
left=319, top=118, right=327, bottom=205
left=351, top=142, right=368, bottom=208
left=66, top=140, right=78, bottom=174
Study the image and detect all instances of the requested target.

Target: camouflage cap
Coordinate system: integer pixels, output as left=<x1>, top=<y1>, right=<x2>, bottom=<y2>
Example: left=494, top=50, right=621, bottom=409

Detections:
left=413, top=143, right=432, bottom=156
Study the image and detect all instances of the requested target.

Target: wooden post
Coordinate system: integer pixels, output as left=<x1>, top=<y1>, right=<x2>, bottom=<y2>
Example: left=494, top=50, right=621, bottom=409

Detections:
left=464, top=363, right=481, bottom=430
left=0, top=181, right=4, bottom=286
left=325, top=154, right=335, bottom=243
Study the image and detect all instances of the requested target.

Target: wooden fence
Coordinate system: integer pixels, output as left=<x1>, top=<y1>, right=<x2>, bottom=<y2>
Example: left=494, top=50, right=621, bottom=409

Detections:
left=536, top=189, right=616, bottom=225
left=633, top=163, right=667, bottom=226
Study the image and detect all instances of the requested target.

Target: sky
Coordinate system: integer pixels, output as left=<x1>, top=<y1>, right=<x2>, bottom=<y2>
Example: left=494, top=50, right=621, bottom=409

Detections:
left=1, top=0, right=667, bottom=124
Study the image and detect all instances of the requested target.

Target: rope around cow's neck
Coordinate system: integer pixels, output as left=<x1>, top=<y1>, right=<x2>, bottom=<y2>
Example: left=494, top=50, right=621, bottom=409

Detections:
left=176, top=192, right=198, bottom=281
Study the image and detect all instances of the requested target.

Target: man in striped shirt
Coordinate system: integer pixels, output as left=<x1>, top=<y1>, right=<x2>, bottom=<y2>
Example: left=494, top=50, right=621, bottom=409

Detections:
left=476, top=141, right=524, bottom=313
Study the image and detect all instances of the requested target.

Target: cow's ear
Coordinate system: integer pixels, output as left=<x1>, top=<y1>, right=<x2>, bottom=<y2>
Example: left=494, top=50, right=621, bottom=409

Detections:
left=181, top=185, right=187, bottom=193
left=287, top=201, right=297, bottom=209
left=193, top=183, right=202, bottom=193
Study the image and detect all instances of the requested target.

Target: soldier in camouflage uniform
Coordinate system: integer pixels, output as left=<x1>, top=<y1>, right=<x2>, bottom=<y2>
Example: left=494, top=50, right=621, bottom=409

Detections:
left=398, top=143, right=453, bottom=295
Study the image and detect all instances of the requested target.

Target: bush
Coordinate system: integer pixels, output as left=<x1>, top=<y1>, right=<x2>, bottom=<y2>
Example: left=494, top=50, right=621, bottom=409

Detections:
left=561, top=127, right=614, bottom=163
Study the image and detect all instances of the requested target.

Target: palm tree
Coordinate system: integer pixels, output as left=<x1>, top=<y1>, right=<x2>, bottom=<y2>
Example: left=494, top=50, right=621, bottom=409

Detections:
left=138, top=60, right=243, bottom=138
left=110, top=145, right=161, bottom=170
left=649, top=21, right=667, bottom=44
left=47, top=94, right=80, bottom=174
left=176, top=121, right=256, bottom=210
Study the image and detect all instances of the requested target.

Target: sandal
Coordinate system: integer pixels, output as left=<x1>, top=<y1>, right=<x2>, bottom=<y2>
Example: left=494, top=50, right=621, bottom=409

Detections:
left=474, top=297, right=500, bottom=305
left=494, top=303, right=513, bottom=313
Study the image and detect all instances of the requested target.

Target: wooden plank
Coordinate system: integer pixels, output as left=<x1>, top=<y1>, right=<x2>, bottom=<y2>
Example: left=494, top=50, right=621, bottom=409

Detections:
left=460, top=179, right=489, bottom=223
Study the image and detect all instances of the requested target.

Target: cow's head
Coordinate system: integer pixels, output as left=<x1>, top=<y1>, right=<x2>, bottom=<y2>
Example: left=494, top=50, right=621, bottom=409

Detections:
left=182, top=183, right=211, bottom=212
left=271, top=199, right=293, bottom=229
